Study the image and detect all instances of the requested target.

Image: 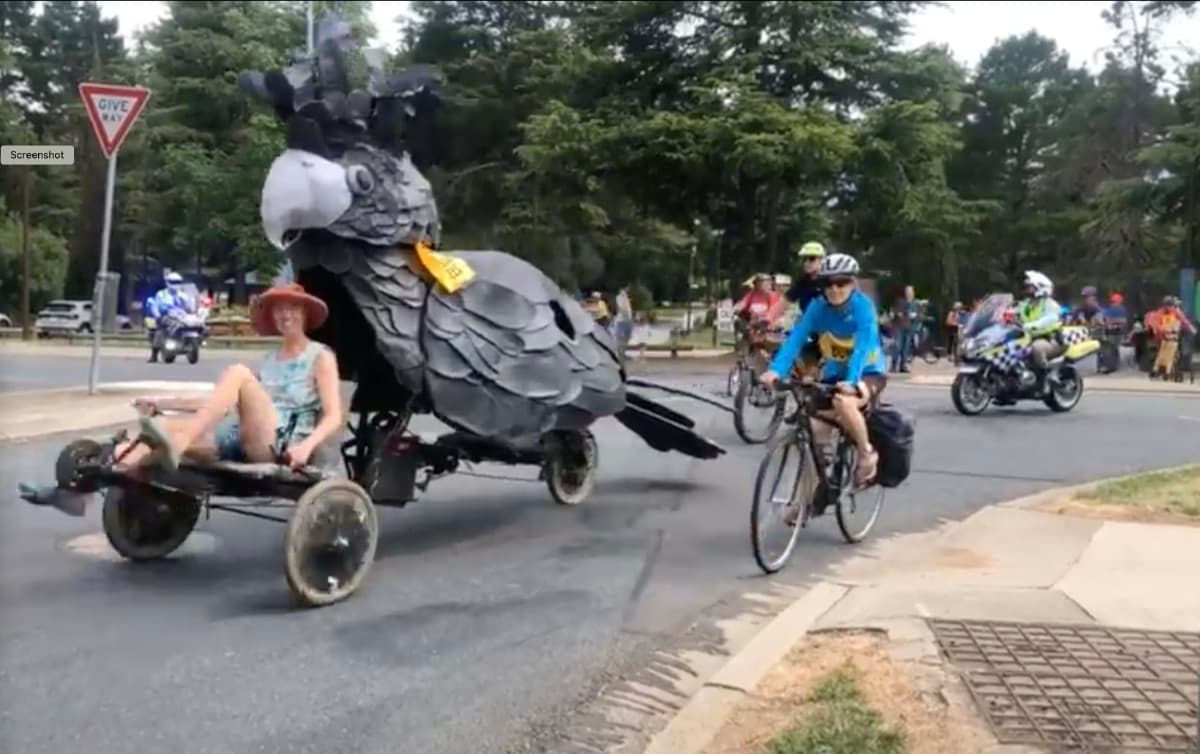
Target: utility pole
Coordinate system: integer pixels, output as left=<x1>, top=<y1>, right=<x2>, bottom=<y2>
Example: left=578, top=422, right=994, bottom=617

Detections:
left=21, top=167, right=32, bottom=340
left=307, top=0, right=315, bottom=54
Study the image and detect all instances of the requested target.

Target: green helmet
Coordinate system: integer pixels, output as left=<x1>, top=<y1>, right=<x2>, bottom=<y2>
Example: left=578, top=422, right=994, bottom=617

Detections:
left=797, top=241, right=825, bottom=259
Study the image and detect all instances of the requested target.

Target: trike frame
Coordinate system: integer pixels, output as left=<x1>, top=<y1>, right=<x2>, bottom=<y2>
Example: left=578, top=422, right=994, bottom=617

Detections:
left=51, top=402, right=600, bottom=608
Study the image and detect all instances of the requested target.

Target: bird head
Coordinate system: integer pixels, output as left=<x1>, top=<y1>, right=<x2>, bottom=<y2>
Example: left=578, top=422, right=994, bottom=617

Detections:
left=238, top=13, right=443, bottom=273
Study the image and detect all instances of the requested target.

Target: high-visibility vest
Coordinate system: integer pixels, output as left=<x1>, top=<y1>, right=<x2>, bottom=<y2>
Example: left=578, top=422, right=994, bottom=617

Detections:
left=1019, top=299, right=1062, bottom=337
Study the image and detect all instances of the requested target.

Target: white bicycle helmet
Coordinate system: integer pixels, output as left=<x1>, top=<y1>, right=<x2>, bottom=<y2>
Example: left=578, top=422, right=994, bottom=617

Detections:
left=819, top=252, right=860, bottom=278
left=1022, top=270, right=1053, bottom=298
left=164, top=271, right=184, bottom=284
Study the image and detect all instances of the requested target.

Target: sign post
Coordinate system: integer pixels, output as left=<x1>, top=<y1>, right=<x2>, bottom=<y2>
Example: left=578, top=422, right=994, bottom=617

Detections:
left=79, top=82, right=150, bottom=395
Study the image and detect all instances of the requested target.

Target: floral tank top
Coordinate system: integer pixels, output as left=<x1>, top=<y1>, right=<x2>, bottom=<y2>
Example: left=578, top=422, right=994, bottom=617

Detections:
left=258, top=341, right=327, bottom=439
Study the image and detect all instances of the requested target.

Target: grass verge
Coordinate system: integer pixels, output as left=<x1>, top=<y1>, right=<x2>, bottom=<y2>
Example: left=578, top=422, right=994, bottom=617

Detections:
left=1076, top=465, right=1200, bottom=518
left=703, top=631, right=990, bottom=754
left=768, top=664, right=905, bottom=754
left=1036, top=465, right=1200, bottom=524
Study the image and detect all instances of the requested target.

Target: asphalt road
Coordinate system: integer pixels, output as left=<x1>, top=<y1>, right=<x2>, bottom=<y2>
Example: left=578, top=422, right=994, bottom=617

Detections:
left=0, top=348, right=240, bottom=393
left=1, top=365, right=1197, bottom=754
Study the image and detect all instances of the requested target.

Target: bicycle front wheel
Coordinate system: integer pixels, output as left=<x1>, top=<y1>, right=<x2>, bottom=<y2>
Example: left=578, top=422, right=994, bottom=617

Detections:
left=750, top=430, right=816, bottom=573
left=726, top=363, right=742, bottom=397
left=734, top=376, right=786, bottom=444
left=832, top=444, right=886, bottom=544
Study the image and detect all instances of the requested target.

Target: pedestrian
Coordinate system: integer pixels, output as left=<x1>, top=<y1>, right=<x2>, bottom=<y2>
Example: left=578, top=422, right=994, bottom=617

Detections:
left=1147, top=296, right=1196, bottom=379
left=614, top=285, right=635, bottom=354
left=890, top=285, right=918, bottom=373
left=945, top=301, right=965, bottom=363
left=582, top=291, right=611, bottom=328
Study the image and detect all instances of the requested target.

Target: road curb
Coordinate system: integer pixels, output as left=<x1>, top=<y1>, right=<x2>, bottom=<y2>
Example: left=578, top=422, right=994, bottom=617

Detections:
left=641, top=581, right=847, bottom=754
left=0, top=383, right=213, bottom=445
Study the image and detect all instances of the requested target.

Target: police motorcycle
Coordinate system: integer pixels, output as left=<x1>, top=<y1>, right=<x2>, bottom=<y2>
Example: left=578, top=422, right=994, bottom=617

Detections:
left=951, top=293, right=1100, bottom=415
left=156, top=283, right=209, bottom=365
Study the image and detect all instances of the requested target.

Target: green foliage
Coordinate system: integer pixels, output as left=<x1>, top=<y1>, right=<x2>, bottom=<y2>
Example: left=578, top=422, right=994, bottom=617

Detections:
left=0, top=198, right=69, bottom=314
left=6, top=0, right=1200, bottom=310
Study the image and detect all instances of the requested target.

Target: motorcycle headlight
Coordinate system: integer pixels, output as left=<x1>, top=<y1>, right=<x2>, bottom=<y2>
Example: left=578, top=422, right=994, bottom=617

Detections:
left=165, top=339, right=178, bottom=349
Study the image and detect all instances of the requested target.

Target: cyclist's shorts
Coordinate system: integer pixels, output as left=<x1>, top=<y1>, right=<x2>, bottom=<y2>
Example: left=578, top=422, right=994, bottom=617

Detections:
left=812, top=374, right=887, bottom=412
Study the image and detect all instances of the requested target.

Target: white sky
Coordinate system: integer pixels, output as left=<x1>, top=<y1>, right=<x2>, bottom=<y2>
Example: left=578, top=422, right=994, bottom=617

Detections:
left=97, top=0, right=1200, bottom=74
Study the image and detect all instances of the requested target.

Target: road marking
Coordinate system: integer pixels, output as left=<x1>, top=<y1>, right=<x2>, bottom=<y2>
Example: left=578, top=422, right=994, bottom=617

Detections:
left=1180, top=415, right=1200, bottom=422
left=63, top=531, right=219, bottom=562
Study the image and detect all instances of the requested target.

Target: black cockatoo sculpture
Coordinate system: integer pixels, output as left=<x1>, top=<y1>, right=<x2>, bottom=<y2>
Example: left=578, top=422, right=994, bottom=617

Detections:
left=237, top=14, right=724, bottom=461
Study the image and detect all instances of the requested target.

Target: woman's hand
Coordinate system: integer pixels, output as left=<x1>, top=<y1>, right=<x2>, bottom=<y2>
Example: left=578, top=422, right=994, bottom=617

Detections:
left=283, top=440, right=314, bottom=470
left=133, top=398, right=159, bottom=416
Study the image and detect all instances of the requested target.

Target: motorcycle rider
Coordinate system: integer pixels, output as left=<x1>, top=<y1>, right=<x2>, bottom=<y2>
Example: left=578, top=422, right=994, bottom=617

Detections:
left=149, top=272, right=196, bottom=362
left=1018, top=270, right=1065, bottom=388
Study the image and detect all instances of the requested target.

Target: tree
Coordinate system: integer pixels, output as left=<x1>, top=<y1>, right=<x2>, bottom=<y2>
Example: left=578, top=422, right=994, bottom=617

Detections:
left=0, top=198, right=69, bottom=313
left=949, top=33, right=1093, bottom=293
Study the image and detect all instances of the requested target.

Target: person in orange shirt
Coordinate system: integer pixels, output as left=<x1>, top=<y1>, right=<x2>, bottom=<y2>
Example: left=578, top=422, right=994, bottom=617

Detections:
left=1147, top=296, right=1197, bottom=378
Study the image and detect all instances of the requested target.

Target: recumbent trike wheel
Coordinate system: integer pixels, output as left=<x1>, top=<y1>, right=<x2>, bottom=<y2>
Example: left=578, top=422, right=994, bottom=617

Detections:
left=284, top=479, right=379, bottom=608
left=544, top=429, right=598, bottom=506
left=102, top=487, right=202, bottom=562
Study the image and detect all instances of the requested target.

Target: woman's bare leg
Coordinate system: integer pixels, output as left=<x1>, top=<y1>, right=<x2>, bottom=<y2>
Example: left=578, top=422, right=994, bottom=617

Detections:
left=234, top=373, right=280, bottom=462
left=152, top=365, right=278, bottom=462
left=114, top=423, right=218, bottom=471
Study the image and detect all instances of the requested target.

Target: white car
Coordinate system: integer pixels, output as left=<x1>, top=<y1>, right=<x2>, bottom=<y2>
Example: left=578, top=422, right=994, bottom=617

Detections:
left=0, top=313, right=11, bottom=327
left=35, top=300, right=133, bottom=337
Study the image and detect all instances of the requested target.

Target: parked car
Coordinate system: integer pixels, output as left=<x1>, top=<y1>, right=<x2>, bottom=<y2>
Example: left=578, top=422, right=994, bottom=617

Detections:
left=0, top=313, right=11, bottom=327
left=35, top=300, right=133, bottom=337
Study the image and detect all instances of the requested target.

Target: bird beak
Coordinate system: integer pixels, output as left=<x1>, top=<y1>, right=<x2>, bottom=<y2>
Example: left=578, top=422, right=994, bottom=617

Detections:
left=260, top=149, right=353, bottom=251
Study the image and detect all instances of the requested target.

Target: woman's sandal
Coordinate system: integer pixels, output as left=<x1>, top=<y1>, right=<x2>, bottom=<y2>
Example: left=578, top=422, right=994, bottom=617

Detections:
left=855, top=448, right=879, bottom=488
left=138, top=416, right=182, bottom=472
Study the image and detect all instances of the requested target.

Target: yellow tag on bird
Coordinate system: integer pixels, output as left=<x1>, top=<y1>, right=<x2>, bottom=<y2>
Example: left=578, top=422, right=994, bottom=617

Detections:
left=414, top=241, right=476, bottom=293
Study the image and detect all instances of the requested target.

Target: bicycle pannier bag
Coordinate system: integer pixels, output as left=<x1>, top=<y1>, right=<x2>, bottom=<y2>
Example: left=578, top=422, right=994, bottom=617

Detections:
left=867, top=403, right=915, bottom=488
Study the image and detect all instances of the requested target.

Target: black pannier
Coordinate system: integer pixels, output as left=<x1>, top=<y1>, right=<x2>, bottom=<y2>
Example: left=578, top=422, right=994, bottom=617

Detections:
left=867, top=402, right=915, bottom=488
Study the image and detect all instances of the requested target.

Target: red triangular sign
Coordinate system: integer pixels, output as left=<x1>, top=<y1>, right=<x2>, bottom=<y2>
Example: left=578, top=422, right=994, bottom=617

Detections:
left=79, top=83, right=151, bottom=159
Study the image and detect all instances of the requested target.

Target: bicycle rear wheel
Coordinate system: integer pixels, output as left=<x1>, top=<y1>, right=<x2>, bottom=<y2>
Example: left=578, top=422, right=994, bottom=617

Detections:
left=750, top=430, right=816, bottom=573
left=832, top=443, right=886, bottom=544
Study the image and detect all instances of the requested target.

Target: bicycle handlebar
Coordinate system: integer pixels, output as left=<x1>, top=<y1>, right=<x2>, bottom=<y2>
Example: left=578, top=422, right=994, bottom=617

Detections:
left=772, top=379, right=837, bottom=396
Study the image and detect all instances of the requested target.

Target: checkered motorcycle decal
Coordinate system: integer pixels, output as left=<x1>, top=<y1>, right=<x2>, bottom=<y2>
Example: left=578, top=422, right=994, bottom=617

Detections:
left=984, top=327, right=1091, bottom=372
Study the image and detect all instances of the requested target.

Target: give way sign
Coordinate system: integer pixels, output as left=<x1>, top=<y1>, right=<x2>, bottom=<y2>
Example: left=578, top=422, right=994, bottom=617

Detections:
left=79, top=82, right=151, bottom=159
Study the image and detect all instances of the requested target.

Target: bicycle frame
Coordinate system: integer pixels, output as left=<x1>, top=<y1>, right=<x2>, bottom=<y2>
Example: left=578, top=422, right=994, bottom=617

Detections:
left=776, top=382, right=852, bottom=522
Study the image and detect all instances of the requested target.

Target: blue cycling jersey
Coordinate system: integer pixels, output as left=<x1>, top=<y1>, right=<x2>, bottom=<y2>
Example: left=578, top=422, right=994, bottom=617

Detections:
left=768, top=289, right=886, bottom=383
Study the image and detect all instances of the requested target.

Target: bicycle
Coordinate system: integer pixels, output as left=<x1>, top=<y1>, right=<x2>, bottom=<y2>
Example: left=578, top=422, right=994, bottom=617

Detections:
left=750, top=380, right=886, bottom=574
left=731, top=321, right=787, bottom=444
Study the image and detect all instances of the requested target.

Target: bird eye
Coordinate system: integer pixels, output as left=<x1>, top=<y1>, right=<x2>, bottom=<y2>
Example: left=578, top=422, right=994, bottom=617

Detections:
left=346, top=164, right=374, bottom=194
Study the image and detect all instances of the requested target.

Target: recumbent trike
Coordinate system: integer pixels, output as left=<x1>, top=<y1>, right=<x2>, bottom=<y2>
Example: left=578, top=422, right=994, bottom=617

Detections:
left=20, top=386, right=599, bottom=608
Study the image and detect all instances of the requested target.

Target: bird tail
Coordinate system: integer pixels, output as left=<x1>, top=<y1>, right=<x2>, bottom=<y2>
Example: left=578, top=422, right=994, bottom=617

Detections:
left=615, top=391, right=725, bottom=460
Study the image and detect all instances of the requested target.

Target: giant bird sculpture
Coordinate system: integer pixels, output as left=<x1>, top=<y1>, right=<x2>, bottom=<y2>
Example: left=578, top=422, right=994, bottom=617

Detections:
left=237, top=15, right=724, bottom=462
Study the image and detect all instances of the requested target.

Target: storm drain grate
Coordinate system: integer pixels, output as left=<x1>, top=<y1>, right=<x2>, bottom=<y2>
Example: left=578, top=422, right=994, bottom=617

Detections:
left=929, top=619, right=1200, bottom=752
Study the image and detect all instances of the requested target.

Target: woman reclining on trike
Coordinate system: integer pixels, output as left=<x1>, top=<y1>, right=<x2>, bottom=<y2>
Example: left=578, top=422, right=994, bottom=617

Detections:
left=116, top=282, right=344, bottom=475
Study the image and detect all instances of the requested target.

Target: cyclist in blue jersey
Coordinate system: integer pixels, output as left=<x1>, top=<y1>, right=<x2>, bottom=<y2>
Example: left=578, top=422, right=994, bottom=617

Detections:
left=761, top=253, right=887, bottom=485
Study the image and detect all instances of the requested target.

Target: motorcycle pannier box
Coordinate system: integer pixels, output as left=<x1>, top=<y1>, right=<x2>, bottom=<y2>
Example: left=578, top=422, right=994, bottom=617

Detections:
left=867, top=403, right=915, bottom=489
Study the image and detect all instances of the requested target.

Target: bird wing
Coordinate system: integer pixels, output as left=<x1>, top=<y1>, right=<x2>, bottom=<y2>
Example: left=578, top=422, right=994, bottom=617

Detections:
left=419, top=250, right=625, bottom=441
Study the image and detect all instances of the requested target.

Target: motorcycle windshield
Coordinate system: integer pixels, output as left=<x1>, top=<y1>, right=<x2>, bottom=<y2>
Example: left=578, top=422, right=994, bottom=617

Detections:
left=962, top=294, right=1014, bottom=338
